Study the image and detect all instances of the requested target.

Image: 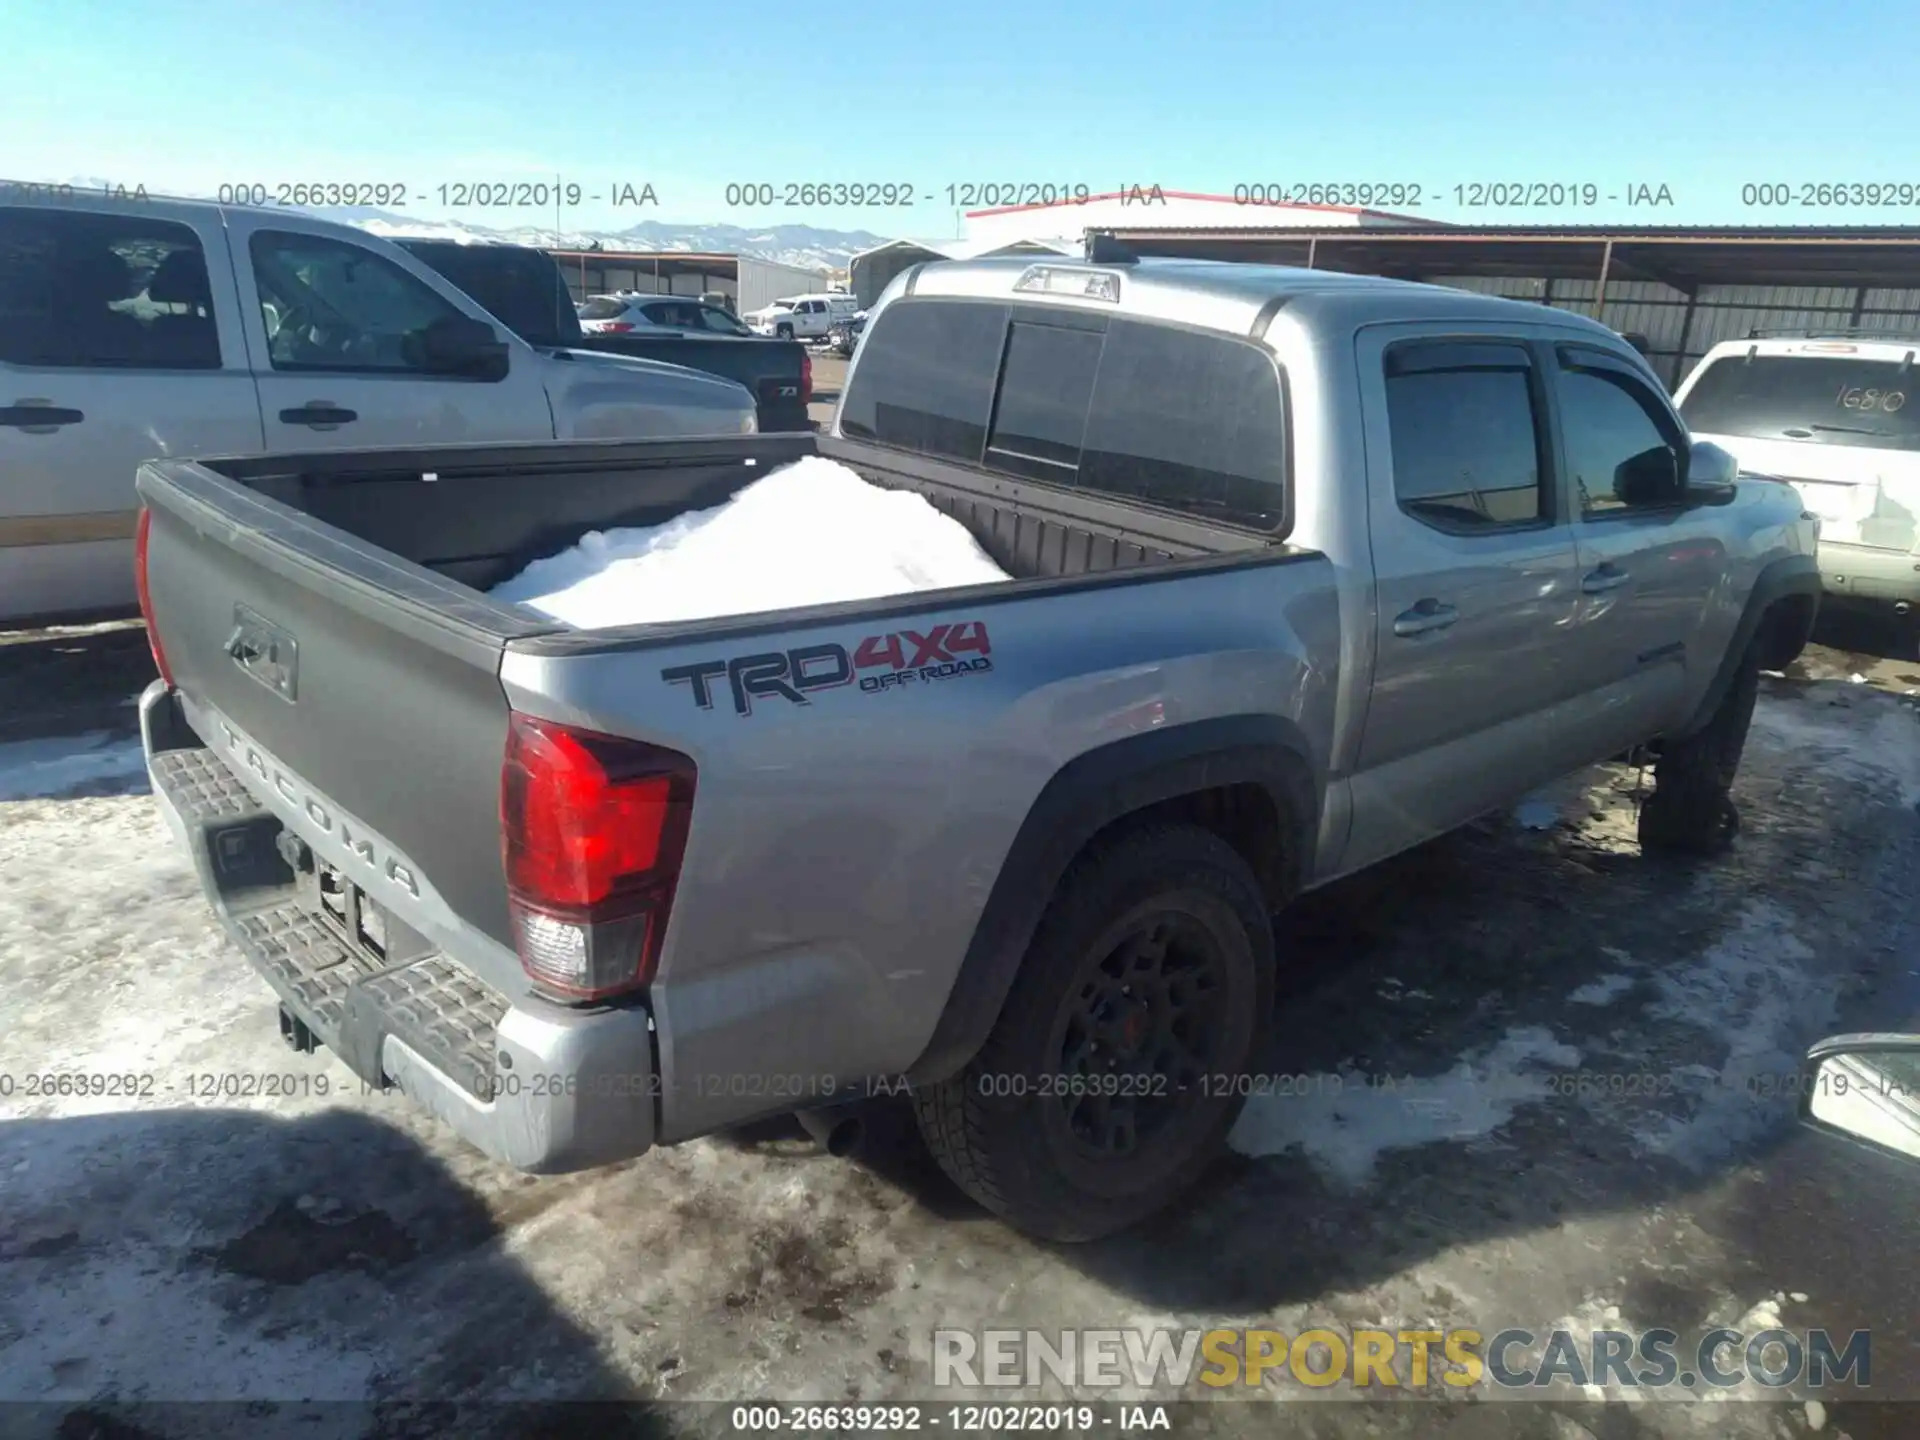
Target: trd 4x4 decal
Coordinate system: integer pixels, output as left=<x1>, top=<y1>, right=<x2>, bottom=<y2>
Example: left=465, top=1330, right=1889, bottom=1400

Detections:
left=662, top=620, right=993, bottom=716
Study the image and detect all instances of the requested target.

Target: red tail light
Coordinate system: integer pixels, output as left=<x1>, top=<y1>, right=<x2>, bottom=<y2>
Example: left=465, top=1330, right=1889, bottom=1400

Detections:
left=501, top=713, right=695, bottom=1001
left=133, top=506, right=174, bottom=688
left=600, top=322, right=636, bottom=333
left=801, top=348, right=813, bottom=405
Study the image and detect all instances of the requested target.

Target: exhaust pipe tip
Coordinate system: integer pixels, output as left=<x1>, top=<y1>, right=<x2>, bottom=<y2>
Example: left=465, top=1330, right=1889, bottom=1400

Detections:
left=1895, top=600, right=1912, bottom=617
left=795, top=1106, right=865, bottom=1157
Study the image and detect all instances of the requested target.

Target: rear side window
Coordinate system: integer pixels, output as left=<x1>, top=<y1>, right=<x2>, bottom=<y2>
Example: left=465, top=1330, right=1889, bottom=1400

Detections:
left=579, top=296, right=627, bottom=319
left=0, top=207, right=222, bottom=370
left=842, top=298, right=1289, bottom=531
left=1385, top=340, right=1546, bottom=529
left=1680, top=353, right=1920, bottom=452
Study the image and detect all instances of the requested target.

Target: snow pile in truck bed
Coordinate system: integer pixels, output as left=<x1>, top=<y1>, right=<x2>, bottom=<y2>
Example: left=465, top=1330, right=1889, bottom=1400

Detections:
left=489, top=455, right=1013, bottom=629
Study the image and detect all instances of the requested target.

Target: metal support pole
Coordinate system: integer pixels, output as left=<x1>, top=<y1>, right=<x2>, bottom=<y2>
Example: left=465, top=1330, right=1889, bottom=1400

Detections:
left=1672, top=289, right=1701, bottom=388
left=1305, top=236, right=1318, bottom=270
left=1594, top=239, right=1614, bottom=321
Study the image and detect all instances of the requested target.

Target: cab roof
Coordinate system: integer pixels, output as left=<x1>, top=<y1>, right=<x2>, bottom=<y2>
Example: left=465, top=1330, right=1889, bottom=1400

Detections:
left=896, top=254, right=1623, bottom=345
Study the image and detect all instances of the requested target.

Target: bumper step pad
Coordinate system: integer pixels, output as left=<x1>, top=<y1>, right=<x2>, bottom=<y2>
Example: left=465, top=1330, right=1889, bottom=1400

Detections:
left=150, top=738, right=510, bottom=1102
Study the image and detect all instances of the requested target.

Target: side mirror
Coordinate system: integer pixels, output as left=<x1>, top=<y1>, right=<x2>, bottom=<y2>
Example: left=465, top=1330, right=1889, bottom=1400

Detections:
left=1682, top=439, right=1739, bottom=505
left=1615, top=444, right=1683, bottom=506
left=1799, top=1034, right=1920, bottom=1164
left=412, top=315, right=509, bottom=380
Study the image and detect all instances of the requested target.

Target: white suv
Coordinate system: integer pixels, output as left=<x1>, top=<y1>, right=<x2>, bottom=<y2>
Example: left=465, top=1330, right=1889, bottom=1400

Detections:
left=1674, top=332, right=1920, bottom=619
left=744, top=293, right=858, bottom=341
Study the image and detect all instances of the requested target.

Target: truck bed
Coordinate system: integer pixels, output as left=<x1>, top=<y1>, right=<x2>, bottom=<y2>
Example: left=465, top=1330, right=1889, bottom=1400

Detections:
left=149, top=431, right=1283, bottom=633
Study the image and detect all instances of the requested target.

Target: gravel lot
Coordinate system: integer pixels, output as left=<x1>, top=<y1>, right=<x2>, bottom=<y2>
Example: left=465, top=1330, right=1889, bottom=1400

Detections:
left=2, top=606, right=1918, bottom=1439
left=809, top=351, right=846, bottom=429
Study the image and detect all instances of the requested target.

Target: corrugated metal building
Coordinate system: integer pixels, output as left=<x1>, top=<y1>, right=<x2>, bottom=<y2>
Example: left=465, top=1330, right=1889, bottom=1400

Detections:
left=1083, top=223, right=1920, bottom=386
left=548, top=249, right=830, bottom=314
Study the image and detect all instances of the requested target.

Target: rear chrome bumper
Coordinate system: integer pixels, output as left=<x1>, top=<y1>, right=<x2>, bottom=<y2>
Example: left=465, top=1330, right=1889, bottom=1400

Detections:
left=140, top=680, right=657, bottom=1173
left=1817, top=540, right=1920, bottom=606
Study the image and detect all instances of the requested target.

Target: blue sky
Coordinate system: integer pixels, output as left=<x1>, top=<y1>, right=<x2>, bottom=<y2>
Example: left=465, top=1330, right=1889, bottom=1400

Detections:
left=4, top=0, right=1917, bottom=236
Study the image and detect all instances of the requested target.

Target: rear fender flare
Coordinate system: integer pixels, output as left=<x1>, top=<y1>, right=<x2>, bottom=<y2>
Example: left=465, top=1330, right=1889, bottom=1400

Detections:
left=904, top=715, right=1321, bottom=1086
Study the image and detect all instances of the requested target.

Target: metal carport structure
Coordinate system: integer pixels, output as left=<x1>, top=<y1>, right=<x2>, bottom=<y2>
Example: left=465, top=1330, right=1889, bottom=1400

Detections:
left=1085, top=224, right=1920, bottom=386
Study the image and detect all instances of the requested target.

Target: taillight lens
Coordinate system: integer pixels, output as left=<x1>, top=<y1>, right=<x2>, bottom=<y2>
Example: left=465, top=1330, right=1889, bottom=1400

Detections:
left=501, top=714, right=695, bottom=1001
left=801, top=348, right=813, bottom=405
left=133, top=506, right=174, bottom=688
left=600, top=322, right=636, bottom=333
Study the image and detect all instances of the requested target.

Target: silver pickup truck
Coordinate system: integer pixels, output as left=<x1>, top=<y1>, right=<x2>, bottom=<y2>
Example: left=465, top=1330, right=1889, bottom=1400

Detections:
left=136, top=256, right=1822, bottom=1240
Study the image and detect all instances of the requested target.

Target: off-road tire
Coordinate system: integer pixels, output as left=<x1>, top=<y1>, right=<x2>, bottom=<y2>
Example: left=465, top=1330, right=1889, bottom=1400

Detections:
left=1638, top=642, right=1762, bottom=856
left=775, top=322, right=794, bottom=340
left=913, top=823, right=1276, bottom=1242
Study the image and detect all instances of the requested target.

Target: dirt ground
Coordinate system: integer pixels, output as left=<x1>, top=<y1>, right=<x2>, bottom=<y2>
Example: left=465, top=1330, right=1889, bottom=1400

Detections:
left=2, top=611, right=1918, bottom=1440
left=809, top=351, right=846, bottom=429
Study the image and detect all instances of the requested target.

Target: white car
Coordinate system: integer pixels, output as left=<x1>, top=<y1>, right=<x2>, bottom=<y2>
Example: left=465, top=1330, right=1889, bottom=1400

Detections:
left=577, top=293, right=756, bottom=337
left=744, top=293, right=860, bottom=341
left=0, top=191, right=756, bottom=625
left=1674, top=331, right=1920, bottom=619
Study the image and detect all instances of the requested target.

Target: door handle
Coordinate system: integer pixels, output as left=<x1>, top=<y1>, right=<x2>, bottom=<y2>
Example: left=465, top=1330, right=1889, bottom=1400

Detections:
left=279, top=402, right=358, bottom=429
left=1582, top=565, right=1632, bottom=594
left=1392, top=600, right=1459, bottom=637
left=1, top=399, right=85, bottom=433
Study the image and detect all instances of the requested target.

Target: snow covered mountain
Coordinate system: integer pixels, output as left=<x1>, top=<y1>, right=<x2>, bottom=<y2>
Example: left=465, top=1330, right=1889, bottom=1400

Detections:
left=311, top=208, right=893, bottom=270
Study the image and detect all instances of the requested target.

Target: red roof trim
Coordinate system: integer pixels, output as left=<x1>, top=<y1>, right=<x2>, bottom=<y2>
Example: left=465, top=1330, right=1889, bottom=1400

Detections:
left=963, top=188, right=1422, bottom=222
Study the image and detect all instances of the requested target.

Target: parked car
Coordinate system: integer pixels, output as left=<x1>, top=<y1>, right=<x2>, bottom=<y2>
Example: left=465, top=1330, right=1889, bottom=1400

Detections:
left=1674, top=330, right=1920, bottom=623
left=827, top=309, right=868, bottom=358
left=576, top=293, right=756, bottom=338
left=136, top=256, right=1818, bottom=1241
left=0, top=190, right=755, bottom=626
left=396, top=243, right=811, bottom=433
left=744, top=292, right=859, bottom=340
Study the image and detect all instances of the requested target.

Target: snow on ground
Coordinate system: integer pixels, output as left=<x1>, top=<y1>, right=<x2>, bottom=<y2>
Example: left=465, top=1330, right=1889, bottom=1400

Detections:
left=489, top=455, right=1012, bottom=629
left=1226, top=1024, right=1584, bottom=1182
left=4, top=667, right=1920, bottom=1433
left=0, top=731, right=148, bottom=802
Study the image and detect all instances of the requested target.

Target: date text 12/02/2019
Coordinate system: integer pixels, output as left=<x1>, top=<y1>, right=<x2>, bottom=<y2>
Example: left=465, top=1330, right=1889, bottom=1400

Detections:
left=725, top=1404, right=1171, bottom=1432
left=1228, top=181, right=1677, bottom=209
left=209, top=181, right=660, bottom=209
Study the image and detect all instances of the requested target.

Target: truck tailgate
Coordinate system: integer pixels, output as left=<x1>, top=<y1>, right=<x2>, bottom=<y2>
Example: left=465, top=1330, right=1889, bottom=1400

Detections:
left=136, top=456, right=552, bottom=1000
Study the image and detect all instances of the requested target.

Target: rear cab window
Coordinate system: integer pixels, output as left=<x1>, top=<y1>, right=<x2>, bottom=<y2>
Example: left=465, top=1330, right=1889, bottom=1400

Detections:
left=1679, top=351, right=1920, bottom=452
left=840, top=296, right=1289, bottom=532
left=0, top=206, right=222, bottom=370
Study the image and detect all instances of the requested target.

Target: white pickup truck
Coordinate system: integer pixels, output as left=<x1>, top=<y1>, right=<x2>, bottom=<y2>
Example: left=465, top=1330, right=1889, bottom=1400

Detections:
left=0, top=186, right=758, bottom=625
left=744, top=293, right=860, bottom=341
